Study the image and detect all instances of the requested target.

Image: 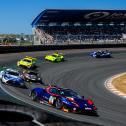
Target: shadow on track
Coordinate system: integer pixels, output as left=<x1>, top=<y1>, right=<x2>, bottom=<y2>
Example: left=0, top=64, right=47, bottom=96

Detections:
left=44, top=113, right=102, bottom=126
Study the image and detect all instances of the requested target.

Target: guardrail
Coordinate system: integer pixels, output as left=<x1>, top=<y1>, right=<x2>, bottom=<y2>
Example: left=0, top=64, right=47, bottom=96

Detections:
left=0, top=43, right=126, bottom=53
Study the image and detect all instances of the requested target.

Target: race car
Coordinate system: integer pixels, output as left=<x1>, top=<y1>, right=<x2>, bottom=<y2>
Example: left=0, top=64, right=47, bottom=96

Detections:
left=17, top=57, right=37, bottom=69
left=21, top=70, right=42, bottom=83
left=29, top=85, right=97, bottom=114
left=90, top=50, right=111, bottom=58
left=0, top=68, right=25, bottom=88
left=45, top=52, right=64, bottom=62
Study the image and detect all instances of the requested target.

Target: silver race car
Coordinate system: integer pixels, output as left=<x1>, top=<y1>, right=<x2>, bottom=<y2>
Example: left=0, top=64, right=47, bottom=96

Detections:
left=0, top=68, right=25, bottom=88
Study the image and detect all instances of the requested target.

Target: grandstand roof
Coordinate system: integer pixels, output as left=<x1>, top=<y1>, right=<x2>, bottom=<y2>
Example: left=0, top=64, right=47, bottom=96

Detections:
left=31, top=9, right=126, bottom=27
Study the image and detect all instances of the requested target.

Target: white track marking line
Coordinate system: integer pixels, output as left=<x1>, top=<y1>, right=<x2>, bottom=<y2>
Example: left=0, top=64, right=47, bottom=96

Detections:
left=105, top=72, right=126, bottom=98
left=32, top=120, right=45, bottom=126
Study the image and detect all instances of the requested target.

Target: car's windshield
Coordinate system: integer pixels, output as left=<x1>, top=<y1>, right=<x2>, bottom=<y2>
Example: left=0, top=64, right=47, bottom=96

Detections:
left=23, top=59, right=32, bottom=63
left=59, top=89, right=81, bottom=98
left=50, top=88, right=59, bottom=94
left=7, top=71, right=19, bottom=76
left=53, top=53, right=61, bottom=57
left=52, top=54, right=58, bottom=57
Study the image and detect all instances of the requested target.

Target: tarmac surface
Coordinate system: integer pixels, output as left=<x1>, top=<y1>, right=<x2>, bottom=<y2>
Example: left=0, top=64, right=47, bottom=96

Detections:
left=1, top=49, right=126, bottom=126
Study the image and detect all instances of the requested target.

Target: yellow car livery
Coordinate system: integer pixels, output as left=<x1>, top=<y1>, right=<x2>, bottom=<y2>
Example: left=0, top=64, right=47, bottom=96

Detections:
left=25, top=56, right=37, bottom=61
left=45, top=53, right=64, bottom=62
left=17, top=57, right=36, bottom=68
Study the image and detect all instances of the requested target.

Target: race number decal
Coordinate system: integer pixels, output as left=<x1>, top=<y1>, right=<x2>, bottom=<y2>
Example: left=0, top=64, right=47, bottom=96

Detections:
left=49, top=96, right=55, bottom=104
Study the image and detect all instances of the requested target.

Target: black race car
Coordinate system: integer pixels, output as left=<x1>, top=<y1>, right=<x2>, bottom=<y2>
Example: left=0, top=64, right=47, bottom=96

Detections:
left=21, top=70, right=42, bottom=83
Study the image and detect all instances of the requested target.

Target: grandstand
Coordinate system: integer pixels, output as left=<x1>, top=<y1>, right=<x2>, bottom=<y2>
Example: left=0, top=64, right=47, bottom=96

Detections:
left=31, top=9, right=126, bottom=45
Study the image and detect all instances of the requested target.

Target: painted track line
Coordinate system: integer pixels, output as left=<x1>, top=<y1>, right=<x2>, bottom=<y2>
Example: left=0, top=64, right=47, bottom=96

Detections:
left=32, top=120, right=45, bottom=126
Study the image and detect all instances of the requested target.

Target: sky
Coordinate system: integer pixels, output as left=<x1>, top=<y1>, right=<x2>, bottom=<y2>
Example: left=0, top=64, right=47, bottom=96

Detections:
left=0, top=0, right=126, bottom=34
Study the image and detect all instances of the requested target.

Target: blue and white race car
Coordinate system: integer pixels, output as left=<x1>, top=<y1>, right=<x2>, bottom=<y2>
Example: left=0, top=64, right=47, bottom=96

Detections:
left=0, top=68, right=25, bottom=88
left=90, top=50, right=111, bottom=58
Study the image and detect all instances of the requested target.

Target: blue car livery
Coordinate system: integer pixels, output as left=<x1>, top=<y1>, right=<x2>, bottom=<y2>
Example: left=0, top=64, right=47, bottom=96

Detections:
left=29, top=85, right=97, bottom=114
left=90, top=51, right=111, bottom=58
left=0, top=68, right=25, bottom=88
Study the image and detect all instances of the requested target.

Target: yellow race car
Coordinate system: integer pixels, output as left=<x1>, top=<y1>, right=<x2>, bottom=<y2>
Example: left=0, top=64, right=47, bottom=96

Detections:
left=17, top=57, right=37, bottom=68
left=45, top=52, right=64, bottom=62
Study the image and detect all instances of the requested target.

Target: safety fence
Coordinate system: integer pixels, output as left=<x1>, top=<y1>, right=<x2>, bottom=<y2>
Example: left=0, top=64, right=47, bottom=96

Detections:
left=0, top=43, right=126, bottom=54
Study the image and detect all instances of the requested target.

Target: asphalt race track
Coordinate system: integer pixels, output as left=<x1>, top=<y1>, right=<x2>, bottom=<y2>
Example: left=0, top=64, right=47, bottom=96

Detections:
left=1, top=49, right=126, bottom=126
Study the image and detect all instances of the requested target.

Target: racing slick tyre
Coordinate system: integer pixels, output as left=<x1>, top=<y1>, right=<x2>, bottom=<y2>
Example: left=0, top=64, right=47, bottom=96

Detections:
left=96, top=55, right=100, bottom=58
left=18, top=64, right=22, bottom=67
left=1, top=78, right=5, bottom=84
left=54, top=98, right=63, bottom=109
left=31, top=91, right=38, bottom=101
left=19, top=65, right=25, bottom=69
left=62, top=58, right=64, bottom=62
left=39, top=80, right=44, bottom=85
left=1, top=77, right=8, bottom=85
